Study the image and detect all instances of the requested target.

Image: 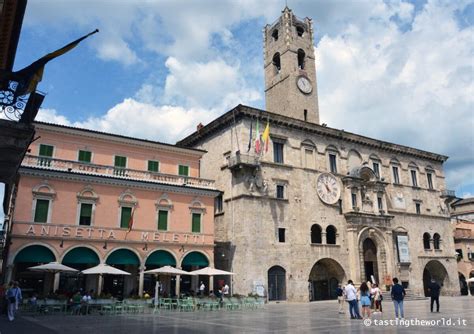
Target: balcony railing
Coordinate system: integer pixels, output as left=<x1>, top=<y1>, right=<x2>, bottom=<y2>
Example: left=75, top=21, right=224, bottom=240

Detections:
left=22, top=155, right=215, bottom=189
left=441, top=189, right=456, bottom=198
left=228, top=153, right=259, bottom=169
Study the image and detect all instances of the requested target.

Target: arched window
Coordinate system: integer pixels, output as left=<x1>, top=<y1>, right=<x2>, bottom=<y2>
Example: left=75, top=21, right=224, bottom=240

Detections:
left=272, top=29, right=278, bottom=41
left=433, top=233, right=441, bottom=250
left=311, top=224, right=322, bottom=244
left=423, top=233, right=431, bottom=249
left=296, top=25, right=304, bottom=37
left=297, top=49, right=305, bottom=69
left=272, top=53, right=281, bottom=73
left=326, top=225, right=337, bottom=245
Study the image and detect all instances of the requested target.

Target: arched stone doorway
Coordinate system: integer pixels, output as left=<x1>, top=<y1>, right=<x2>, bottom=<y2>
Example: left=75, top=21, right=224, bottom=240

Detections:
left=423, top=260, right=448, bottom=297
left=308, top=258, right=345, bottom=301
left=362, top=239, right=378, bottom=283
left=268, top=266, right=286, bottom=301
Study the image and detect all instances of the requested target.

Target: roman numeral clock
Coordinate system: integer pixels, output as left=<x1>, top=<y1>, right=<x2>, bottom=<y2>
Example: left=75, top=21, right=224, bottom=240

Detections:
left=316, top=173, right=341, bottom=205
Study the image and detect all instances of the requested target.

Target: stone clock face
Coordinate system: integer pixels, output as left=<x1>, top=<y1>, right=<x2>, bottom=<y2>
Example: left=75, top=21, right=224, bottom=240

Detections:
left=297, top=76, right=312, bottom=94
left=317, top=173, right=341, bottom=205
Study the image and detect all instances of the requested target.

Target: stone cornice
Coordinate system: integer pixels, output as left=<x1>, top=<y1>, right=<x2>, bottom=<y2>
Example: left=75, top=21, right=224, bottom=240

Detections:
left=33, top=121, right=206, bottom=157
left=177, top=104, right=448, bottom=163
left=19, top=167, right=220, bottom=197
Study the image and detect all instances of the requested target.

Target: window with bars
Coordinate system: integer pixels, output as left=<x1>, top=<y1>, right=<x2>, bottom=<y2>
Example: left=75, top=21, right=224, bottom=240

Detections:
left=179, top=165, right=189, bottom=176
left=192, top=213, right=201, bottom=233
left=329, top=154, right=337, bottom=173
left=276, top=185, right=285, bottom=199
left=79, top=203, right=93, bottom=226
left=78, top=150, right=92, bottom=163
left=34, top=199, right=50, bottom=223
left=120, top=206, right=132, bottom=228
left=148, top=160, right=159, bottom=172
left=157, top=210, right=168, bottom=231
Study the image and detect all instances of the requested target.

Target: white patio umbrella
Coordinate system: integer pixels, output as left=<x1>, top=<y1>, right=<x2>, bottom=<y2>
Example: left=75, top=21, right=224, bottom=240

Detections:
left=191, top=267, right=235, bottom=297
left=82, top=264, right=131, bottom=295
left=28, top=262, right=79, bottom=294
left=81, top=264, right=131, bottom=276
left=28, top=262, right=79, bottom=274
left=144, top=266, right=195, bottom=307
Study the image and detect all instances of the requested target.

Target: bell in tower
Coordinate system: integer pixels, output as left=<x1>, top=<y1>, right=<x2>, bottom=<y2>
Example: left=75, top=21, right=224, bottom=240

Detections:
left=263, top=7, right=320, bottom=124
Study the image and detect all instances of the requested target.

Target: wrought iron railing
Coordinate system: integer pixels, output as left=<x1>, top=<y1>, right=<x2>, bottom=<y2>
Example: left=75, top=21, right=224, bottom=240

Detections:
left=22, top=155, right=215, bottom=189
left=441, top=189, right=456, bottom=198
left=0, top=80, right=29, bottom=121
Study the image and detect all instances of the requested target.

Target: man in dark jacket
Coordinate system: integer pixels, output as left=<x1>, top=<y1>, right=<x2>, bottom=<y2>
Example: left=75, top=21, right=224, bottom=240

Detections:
left=391, top=277, right=406, bottom=319
left=428, top=279, right=441, bottom=312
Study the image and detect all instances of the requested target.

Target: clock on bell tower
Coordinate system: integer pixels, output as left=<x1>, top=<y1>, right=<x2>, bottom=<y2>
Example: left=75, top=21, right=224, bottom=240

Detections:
left=263, top=7, right=320, bottom=124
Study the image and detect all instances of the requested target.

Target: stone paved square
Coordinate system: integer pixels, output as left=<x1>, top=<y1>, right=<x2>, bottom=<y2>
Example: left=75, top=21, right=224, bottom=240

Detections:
left=0, top=297, right=473, bottom=334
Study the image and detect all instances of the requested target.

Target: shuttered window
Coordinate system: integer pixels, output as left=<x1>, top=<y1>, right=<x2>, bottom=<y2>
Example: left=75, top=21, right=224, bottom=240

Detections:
left=34, top=199, right=50, bottom=223
left=158, top=210, right=168, bottom=231
left=120, top=207, right=132, bottom=228
left=114, top=156, right=127, bottom=168
left=178, top=165, right=189, bottom=176
left=78, top=150, right=92, bottom=163
left=148, top=160, right=159, bottom=172
left=192, top=213, right=201, bottom=233
left=39, top=144, right=54, bottom=157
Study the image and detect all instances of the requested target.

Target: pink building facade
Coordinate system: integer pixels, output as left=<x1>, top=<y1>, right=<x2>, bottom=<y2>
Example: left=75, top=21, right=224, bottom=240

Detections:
left=5, top=122, right=219, bottom=297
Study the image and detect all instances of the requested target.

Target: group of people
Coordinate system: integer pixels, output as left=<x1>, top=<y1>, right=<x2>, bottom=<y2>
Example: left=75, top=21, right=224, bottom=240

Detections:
left=337, top=280, right=383, bottom=319
left=337, top=277, right=442, bottom=320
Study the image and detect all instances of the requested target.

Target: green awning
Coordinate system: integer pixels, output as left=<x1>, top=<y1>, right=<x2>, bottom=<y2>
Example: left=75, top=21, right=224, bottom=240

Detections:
left=145, top=250, right=176, bottom=267
left=106, top=249, right=139, bottom=266
left=14, top=245, right=55, bottom=263
left=182, top=252, right=209, bottom=267
left=62, top=247, right=99, bottom=265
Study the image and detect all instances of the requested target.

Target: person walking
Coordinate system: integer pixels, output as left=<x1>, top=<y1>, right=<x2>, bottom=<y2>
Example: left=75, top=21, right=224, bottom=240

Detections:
left=359, top=282, right=372, bottom=319
left=372, top=283, right=383, bottom=313
left=336, top=284, right=345, bottom=314
left=6, top=281, right=22, bottom=321
left=199, top=282, right=205, bottom=297
left=428, top=278, right=441, bottom=312
left=344, top=280, right=362, bottom=319
left=391, top=277, right=406, bottom=319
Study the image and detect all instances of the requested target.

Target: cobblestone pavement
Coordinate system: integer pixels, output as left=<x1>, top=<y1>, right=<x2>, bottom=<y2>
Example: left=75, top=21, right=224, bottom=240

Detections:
left=0, top=296, right=473, bottom=334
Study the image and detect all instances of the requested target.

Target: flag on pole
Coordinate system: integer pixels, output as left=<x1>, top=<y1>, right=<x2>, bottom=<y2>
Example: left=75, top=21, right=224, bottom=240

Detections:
left=254, top=119, right=261, bottom=154
left=11, top=29, right=99, bottom=97
left=128, top=206, right=136, bottom=232
left=262, top=121, right=270, bottom=153
left=247, top=121, right=253, bottom=152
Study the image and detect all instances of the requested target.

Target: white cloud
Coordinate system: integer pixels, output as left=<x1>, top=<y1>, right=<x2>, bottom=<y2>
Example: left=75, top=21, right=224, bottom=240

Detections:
left=36, top=108, right=72, bottom=126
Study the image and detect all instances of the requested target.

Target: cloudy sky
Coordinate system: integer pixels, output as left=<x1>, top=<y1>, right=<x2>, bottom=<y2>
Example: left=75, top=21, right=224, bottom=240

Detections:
left=10, top=0, right=474, bottom=198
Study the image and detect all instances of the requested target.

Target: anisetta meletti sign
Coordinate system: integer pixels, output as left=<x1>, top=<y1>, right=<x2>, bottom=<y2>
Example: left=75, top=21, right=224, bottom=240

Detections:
left=21, top=224, right=211, bottom=244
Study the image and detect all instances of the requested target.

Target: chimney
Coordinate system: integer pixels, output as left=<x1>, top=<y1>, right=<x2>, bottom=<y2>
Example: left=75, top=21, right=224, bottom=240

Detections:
left=196, top=123, right=204, bottom=131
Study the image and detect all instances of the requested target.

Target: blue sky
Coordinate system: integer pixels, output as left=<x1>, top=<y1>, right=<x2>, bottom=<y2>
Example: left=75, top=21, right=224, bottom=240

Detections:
left=2, top=0, right=473, bottom=209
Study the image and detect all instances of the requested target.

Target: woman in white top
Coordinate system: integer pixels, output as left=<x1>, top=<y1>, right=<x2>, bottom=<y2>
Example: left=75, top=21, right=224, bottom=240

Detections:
left=372, top=284, right=382, bottom=313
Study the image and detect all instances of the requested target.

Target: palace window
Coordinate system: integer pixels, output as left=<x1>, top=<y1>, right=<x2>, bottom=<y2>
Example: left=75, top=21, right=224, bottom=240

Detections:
left=411, top=170, right=418, bottom=187
left=296, top=25, right=304, bottom=37
left=78, top=150, right=92, bottom=163
left=38, top=144, right=54, bottom=167
left=423, top=233, right=431, bottom=249
left=78, top=203, right=93, bottom=226
left=377, top=196, right=383, bottom=211
left=157, top=210, right=168, bottom=231
left=34, top=199, right=50, bottom=223
left=192, top=213, right=202, bottom=233
left=433, top=233, right=441, bottom=250
left=351, top=193, right=358, bottom=209
left=120, top=206, right=133, bottom=229
left=372, top=162, right=380, bottom=178
left=415, top=202, right=421, bottom=215
left=148, top=160, right=159, bottom=173
left=278, top=228, right=286, bottom=243
left=273, top=142, right=284, bottom=163
left=427, top=172, right=434, bottom=189
left=392, top=166, right=400, bottom=184
left=276, top=184, right=285, bottom=199
left=272, top=29, right=278, bottom=41
left=178, top=165, right=189, bottom=176
left=326, top=225, right=337, bottom=245
left=311, top=224, right=322, bottom=244
left=214, top=194, right=223, bottom=214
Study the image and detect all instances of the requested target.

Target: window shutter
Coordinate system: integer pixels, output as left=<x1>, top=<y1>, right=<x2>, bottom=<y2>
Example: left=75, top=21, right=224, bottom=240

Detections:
left=179, top=165, right=189, bottom=176
left=115, top=156, right=127, bottom=168
left=148, top=161, right=159, bottom=172
left=192, top=213, right=201, bottom=233
left=34, top=199, right=49, bottom=223
left=158, top=210, right=168, bottom=230
left=120, top=207, right=132, bottom=228
left=39, top=144, right=54, bottom=157
left=79, top=150, right=92, bottom=163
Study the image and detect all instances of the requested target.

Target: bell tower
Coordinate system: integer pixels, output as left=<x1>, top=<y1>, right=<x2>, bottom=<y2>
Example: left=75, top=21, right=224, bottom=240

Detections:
left=264, top=7, right=320, bottom=124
